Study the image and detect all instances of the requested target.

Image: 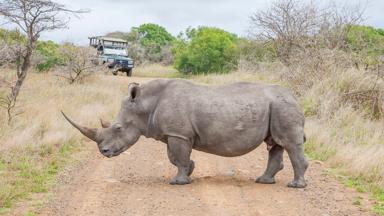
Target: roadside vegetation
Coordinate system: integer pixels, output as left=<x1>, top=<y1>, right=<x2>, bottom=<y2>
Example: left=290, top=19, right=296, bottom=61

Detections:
left=0, top=0, right=383, bottom=214
left=0, top=71, right=126, bottom=214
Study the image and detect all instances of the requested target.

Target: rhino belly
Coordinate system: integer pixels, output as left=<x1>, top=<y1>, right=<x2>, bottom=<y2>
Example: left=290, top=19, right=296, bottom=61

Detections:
left=193, top=121, right=269, bottom=157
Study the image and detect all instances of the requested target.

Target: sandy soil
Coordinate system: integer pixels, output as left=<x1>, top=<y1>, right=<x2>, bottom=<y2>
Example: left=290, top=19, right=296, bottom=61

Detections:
left=34, top=136, right=374, bottom=216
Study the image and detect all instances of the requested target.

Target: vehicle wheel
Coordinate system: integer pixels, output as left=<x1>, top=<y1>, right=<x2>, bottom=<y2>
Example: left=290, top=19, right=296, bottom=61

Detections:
left=112, top=71, right=118, bottom=76
left=126, top=69, right=132, bottom=77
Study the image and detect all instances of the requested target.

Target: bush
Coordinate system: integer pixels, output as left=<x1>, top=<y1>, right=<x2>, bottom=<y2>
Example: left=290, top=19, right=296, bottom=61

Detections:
left=237, top=38, right=277, bottom=72
left=0, top=29, right=63, bottom=71
left=238, top=39, right=277, bottom=63
left=0, top=28, right=26, bottom=67
left=346, top=25, right=384, bottom=70
left=173, top=27, right=240, bottom=74
left=35, top=40, right=61, bottom=72
left=55, top=44, right=96, bottom=84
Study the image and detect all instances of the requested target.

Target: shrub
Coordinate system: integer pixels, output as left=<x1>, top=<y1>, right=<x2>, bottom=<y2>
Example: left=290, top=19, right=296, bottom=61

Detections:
left=346, top=25, right=384, bottom=70
left=0, top=28, right=26, bottom=67
left=55, top=44, right=97, bottom=84
left=237, top=38, right=277, bottom=72
left=238, top=39, right=277, bottom=63
left=173, top=27, right=240, bottom=74
left=35, top=40, right=62, bottom=72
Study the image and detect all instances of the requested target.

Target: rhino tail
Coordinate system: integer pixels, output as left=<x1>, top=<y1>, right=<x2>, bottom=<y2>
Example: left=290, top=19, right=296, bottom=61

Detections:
left=303, top=133, right=307, bottom=143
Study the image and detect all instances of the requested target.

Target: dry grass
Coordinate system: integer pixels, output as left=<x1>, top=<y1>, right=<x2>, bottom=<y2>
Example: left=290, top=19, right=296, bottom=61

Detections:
left=133, top=64, right=182, bottom=78
left=0, top=69, right=128, bottom=213
left=301, top=68, right=384, bottom=195
left=0, top=71, right=126, bottom=152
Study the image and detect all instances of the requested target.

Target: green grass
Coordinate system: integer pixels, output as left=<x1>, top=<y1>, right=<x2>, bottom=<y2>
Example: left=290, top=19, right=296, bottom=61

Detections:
left=352, top=196, right=363, bottom=206
left=0, top=138, right=81, bottom=214
left=304, top=138, right=336, bottom=161
left=25, top=211, right=36, bottom=216
left=343, top=176, right=384, bottom=215
left=305, top=135, right=384, bottom=215
left=320, top=168, right=384, bottom=215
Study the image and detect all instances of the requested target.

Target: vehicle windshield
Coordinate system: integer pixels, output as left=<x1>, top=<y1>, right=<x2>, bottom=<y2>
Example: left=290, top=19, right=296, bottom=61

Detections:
left=103, top=47, right=128, bottom=57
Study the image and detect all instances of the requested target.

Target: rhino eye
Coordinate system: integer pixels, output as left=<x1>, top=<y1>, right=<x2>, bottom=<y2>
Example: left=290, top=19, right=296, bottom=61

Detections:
left=113, top=124, right=122, bottom=130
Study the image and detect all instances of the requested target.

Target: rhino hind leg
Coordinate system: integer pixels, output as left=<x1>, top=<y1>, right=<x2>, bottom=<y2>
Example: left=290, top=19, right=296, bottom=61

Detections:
left=167, top=137, right=193, bottom=185
left=256, top=139, right=284, bottom=184
left=269, top=102, right=308, bottom=188
left=285, top=144, right=308, bottom=188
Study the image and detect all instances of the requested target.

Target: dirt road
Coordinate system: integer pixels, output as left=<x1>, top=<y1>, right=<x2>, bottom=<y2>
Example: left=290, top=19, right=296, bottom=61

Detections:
left=31, top=77, right=373, bottom=216
left=35, top=136, right=372, bottom=216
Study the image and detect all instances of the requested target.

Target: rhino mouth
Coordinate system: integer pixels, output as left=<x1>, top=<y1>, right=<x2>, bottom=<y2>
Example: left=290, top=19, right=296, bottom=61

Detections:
left=102, top=150, right=123, bottom=158
left=102, top=145, right=131, bottom=158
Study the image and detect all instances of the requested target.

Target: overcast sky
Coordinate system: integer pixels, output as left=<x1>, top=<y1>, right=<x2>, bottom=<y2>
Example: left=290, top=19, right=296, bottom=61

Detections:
left=33, top=0, right=384, bottom=44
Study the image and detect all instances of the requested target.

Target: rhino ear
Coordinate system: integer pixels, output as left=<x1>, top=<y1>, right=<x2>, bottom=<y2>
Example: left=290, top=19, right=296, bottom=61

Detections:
left=128, top=82, right=140, bottom=101
left=100, top=119, right=111, bottom=128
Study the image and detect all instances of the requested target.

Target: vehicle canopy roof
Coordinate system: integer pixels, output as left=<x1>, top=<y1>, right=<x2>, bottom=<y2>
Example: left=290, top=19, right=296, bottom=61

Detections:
left=89, top=36, right=127, bottom=48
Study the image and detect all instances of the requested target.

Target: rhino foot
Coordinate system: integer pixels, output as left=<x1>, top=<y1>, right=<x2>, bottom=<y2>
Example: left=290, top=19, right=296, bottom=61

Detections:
left=255, top=175, right=276, bottom=184
left=170, top=176, right=191, bottom=185
left=287, top=180, right=307, bottom=188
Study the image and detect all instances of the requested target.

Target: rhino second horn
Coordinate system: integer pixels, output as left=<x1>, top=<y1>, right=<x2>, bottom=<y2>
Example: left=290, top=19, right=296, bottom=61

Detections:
left=61, top=111, right=99, bottom=142
left=100, top=119, right=111, bottom=128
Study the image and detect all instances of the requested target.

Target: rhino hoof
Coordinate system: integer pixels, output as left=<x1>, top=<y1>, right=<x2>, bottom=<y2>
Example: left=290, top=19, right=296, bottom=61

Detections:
left=287, top=180, right=307, bottom=188
left=255, top=176, right=276, bottom=184
left=170, top=176, right=191, bottom=185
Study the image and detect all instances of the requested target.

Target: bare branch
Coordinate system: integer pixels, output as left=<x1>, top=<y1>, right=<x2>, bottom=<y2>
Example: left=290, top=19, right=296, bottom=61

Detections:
left=249, top=0, right=365, bottom=64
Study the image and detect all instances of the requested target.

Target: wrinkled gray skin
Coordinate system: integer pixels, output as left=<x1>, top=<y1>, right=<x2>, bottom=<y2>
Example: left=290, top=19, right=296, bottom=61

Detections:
left=63, top=79, right=308, bottom=188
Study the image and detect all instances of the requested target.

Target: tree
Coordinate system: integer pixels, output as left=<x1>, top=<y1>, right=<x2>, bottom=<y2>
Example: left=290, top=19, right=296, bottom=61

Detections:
left=248, top=0, right=366, bottom=95
left=173, top=27, right=239, bottom=74
left=136, top=23, right=175, bottom=53
left=135, top=23, right=175, bottom=63
left=0, top=0, right=87, bottom=124
left=249, top=0, right=364, bottom=65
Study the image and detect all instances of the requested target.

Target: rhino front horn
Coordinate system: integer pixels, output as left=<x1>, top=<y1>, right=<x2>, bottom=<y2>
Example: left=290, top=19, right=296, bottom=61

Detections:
left=61, top=111, right=99, bottom=142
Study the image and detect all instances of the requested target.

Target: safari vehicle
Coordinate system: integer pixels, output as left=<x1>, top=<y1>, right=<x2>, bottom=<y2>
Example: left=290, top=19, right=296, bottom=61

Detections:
left=89, top=36, right=134, bottom=76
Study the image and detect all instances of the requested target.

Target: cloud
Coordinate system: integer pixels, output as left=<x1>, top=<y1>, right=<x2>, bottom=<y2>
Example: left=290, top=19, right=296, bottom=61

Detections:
left=36, top=0, right=384, bottom=45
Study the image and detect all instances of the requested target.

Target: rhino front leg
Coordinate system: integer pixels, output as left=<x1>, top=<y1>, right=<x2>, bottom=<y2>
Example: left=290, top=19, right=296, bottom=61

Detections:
left=167, top=137, right=194, bottom=185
